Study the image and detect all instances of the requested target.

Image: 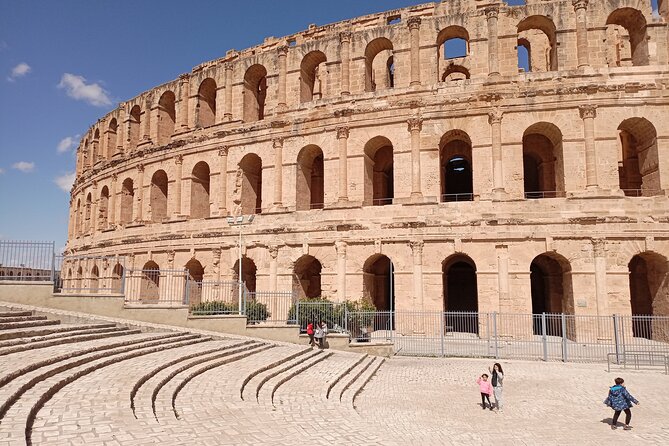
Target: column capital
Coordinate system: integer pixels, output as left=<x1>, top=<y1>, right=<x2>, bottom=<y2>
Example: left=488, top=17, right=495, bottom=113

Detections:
left=339, top=31, right=352, bottom=44
left=407, top=117, right=423, bottom=133
left=488, top=108, right=503, bottom=124
left=579, top=104, right=597, bottom=119
left=592, top=238, right=607, bottom=257
left=178, top=73, right=190, bottom=82
left=484, top=7, right=499, bottom=20
left=268, top=245, right=280, bottom=259
left=174, top=154, right=183, bottom=165
left=336, top=126, right=350, bottom=139
left=224, top=63, right=234, bottom=72
left=136, top=163, right=144, bottom=173
left=272, top=137, right=284, bottom=149
left=111, top=173, right=118, bottom=182
left=572, top=0, right=589, bottom=11
left=335, top=240, right=347, bottom=256
left=407, top=16, right=421, bottom=30
left=277, top=45, right=289, bottom=56
left=166, top=250, right=176, bottom=266
left=409, top=239, right=424, bottom=254
left=218, top=146, right=229, bottom=157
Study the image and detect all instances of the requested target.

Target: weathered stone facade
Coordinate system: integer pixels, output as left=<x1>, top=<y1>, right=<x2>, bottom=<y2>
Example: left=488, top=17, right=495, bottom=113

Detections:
left=66, top=0, right=669, bottom=324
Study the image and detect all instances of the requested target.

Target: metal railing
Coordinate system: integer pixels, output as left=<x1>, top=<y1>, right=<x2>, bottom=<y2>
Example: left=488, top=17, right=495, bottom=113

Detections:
left=441, top=193, right=474, bottom=202
left=607, top=352, right=669, bottom=374
left=309, top=202, right=325, bottom=210
left=524, top=190, right=566, bottom=199
left=247, top=291, right=296, bottom=324
left=123, top=268, right=190, bottom=306
left=0, top=240, right=55, bottom=281
left=621, top=189, right=663, bottom=197
left=54, top=255, right=126, bottom=295
left=372, top=197, right=394, bottom=206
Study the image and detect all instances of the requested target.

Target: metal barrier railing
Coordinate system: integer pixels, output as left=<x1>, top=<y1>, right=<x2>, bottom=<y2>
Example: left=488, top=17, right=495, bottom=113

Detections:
left=372, top=197, right=393, bottom=206
left=0, top=240, right=55, bottom=281
left=54, top=255, right=126, bottom=295
left=524, top=190, right=566, bottom=199
left=441, top=193, right=474, bottom=202
left=607, top=352, right=669, bottom=374
left=247, top=291, right=296, bottom=324
left=123, top=268, right=189, bottom=306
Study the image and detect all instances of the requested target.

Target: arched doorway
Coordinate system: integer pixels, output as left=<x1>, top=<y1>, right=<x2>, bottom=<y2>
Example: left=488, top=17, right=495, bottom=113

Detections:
left=157, top=91, right=176, bottom=145
left=293, top=255, right=322, bottom=299
left=90, top=265, right=100, bottom=293
left=233, top=256, right=257, bottom=294
left=99, top=186, right=109, bottom=229
left=363, top=136, right=394, bottom=206
left=243, top=64, right=268, bottom=122
left=238, top=154, right=262, bottom=214
left=365, top=37, right=394, bottom=92
left=440, top=130, right=473, bottom=201
left=300, top=51, right=327, bottom=102
left=140, top=260, right=160, bottom=302
left=442, top=254, right=478, bottom=334
left=111, top=263, right=123, bottom=293
left=190, top=161, right=211, bottom=218
left=617, top=118, right=660, bottom=197
left=150, top=170, right=168, bottom=222
left=628, top=252, right=669, bottom=340
left=185, top=259, right=205, bottom=305
left=530, top=253, right=573, bottom=336
left=363, top=255, right=394, bottom=311
left=296, top=145, right=324, bottom=211
left=120, top=178, right=134, bottom=225
left=522, top=122, right=564, bottom=199
left=197, top=78, right=217, bottom=128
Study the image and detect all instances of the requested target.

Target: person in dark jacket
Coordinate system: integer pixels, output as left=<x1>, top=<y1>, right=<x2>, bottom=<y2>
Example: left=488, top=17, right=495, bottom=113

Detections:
left=604, top=377, right=640, bottom=430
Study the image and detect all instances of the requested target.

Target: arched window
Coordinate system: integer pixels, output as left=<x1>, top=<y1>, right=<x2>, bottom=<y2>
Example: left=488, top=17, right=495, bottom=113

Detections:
left=293, top=255, right=322, bottom=299
left=197, top=78, right=217, bottom=128
left=443, top=254, right=478, bottom=334
left=99, top=186, right=110, bottom=229
left=617, top=118, right=660, bottom=196
left=190, top=161, right=210, bottom=219
left=365, top=38, right=394, bottom=92
left=363, top=136, right=394, bottom=206
left=157, top=91, right=176, bottom=145
left=440, top=130, right=473, bottom=201
left=238, top=154, right=262, bottom=214
left=150, top=170, right=168, bottom=222
left=300, top=51, right=327, bottom=103
left=243, top=64, right=268, bottom=122
left=517, top=15, right=558, bottom=72
left=106, top=118, right=118, bottom=158
left=120, top=178, right=134, bottom=225
left=606, top=8, right=649, bottom=67
left=296, top=145, right=324, bottom=211
left=437, top=26, right=470, bottom=81
left=85, top=193, right=92, bottom=233
left=522, top=123, right=565, bottom=199
left=128, top=105, right=141, bottom=149
left=530, top=253, right=574, bottom=336
left=140, top=260, right=160, bottom=302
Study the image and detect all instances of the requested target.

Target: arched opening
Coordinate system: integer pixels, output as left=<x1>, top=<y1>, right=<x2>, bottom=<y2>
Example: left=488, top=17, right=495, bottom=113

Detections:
left=629, top=252, right=669, bottom=340
left=606, top=8, right=649, bottom=67
left=99, top=186, right=109, bottom=229
left=363, top=255, right=395, bottom=319
left=441, top=64, right=470, bottom=82
left=90, top=265, right=100, bottom=293
left=442, top=254, right=478, bottom=334
left=243, top=64, right=268, bottom=122
left=128, top=105, right=141, bottom=149
left=239, top=153, right=262, bottom=214
left=365, top=37, right=394, bottom=92
left=522, top=122, right=564, bottom=199
left=120, top=178, right=134, bottom=225
left=185, top=258, right=205, bottom=305
left=440, top=130, right=473, bottom=201
left=296, top=145, right=324, bottom=211
left=75, top=199, right=82, bottom=236
left=85, top=193, right=92, bottom=233
left=300, top=51, right=327, bottom=103
left=233, top=256, right=257, bottom=294
left=363, top=136, right=394, bottom=206
left=517, top=15, right=558, bottom=72
left=197, top=78, right=217, bottom=128
left=93, top=129, right=101, bottom=164
left=107, top=118, right=118, bottom=158
left=293, top=255, right=322, bottom=299
left=190, top=161, right=210, bottom=219
left=84, top=139, right=90, bottom=168
left=157, top=91, right=176, bottom=145
left=437, top=26, right=469, bottom=81
left=111, top=263, right=123, bottom=293
left=517, top=38, right=531, bottom=72
left=140, top=260, right=160, bottom=302
left=76, top=266, right=83, bottom=290
left=150, top=170, right=168, bottom=222
left=617, top=118, right=660, bottom=197
left=530, top=253, right=573, bottom=336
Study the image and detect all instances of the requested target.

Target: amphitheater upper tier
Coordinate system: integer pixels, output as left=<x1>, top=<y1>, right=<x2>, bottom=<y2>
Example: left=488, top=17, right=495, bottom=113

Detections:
left=66, top=0, right=669, bottom=321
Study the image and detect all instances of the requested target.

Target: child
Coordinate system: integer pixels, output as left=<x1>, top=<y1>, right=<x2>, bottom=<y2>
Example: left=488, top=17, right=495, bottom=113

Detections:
left=306, top=321, right=315, bottom=346
left=477, top=374, right=493, bottom=410
left=604, top=377, right=640, bottom=430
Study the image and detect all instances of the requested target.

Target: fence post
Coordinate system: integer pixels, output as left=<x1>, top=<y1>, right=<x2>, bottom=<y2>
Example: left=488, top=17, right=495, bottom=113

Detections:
left=50, top=242, right=56, bottom=282
left=121, top=266, right=126, bottom=295
left=440, top=311, right=445, bottom=357
left=295, top=299, right=300, bottom=326
left=541, top=312, right=548, bottom=362
left=344, top=305, right=348, bottom=333
left=492, top=312, right=499, bottom=359
left=612, top=314, right=621, bottom=364
left=561, top=313, right=568, bottom=362
left=184, top=273, right=190, bottom=306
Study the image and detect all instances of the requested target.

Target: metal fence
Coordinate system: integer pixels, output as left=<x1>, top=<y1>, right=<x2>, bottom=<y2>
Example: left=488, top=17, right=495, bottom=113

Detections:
left=0, top=240, right=55, bottom=281
left=123, top=268, right=190, bottom=306
left=54, top=255, right=126, bottom=295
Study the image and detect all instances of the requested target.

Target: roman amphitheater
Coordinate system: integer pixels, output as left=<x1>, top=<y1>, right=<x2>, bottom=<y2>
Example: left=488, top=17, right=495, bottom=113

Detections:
left=63, top=0, right=669, bottom=337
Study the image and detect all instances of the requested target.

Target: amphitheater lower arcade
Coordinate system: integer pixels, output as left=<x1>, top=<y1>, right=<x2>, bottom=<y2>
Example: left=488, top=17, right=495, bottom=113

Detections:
left=65, top=0, right=669, bottom=343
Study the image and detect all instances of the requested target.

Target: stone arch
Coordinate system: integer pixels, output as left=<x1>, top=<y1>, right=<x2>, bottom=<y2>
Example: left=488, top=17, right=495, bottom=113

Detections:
left=84, top=139, right=90, bottom=168
left=293, top=255, right=322, bottom=299
left=185, top=258, right=205, bottom=304
left=363, top=136, right=394, bottom=206
left=522, top=122, right=564, bottom=198
left=90, top=264, right=100, bottom=293
left=140, top=260, right=160, bottom=302
left=197, top=78, right=217, bottom=128
left=120, top=178, right=134, bottom=225
left=517, top=15, right=558, bottom=72
left=85, top=193, right=92, bottom=233
left=190, top=161, right=210, bottom=219
left=157, top=91, right=176, bottom=145
left=107, top=118, right=118, bottom=158
left=437, top=26, right=469, bottom=81
left=442, top=254, right=478, bottom=334
left=606, top=8, right=649, bottom=67
left=300, top=51, right=327, bottom=103
left=111, top=263, right=123, bottom=293
left=150, top=170, right=168, bottom=222
left=365, top=37, right=394, bottom=92
left=628, top=252, right=669, bottom=340
left=75, top=199, right=82, bottom=236
left=617, top=118, right=660, bottom=196
left=441, top=64, right=470, bottom=81
left=239, top=153, right=262, bottom=214
left=128, top=105, right=141, bottom=149
left=530, top=252, right=573, bottom=335
left=362, top=254, right=394, bottom=312
left=440, top=130, right=473, bottom=201
left=243, top=64, right=268, bottom=122
left=76, top=266, right=83, bottom=290
left=93, top=129, right=101, bottom=163
left=99, top=186, right=110, bottom=229
left=296, top=145, right=324, bottom=211
left=233, top=256, right=257, bottom=293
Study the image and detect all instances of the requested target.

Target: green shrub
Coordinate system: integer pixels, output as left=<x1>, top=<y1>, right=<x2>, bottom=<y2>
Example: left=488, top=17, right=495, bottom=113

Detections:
left=287, top=297, right=378, bottom=336
left=190, top=300, right=270, bottom=321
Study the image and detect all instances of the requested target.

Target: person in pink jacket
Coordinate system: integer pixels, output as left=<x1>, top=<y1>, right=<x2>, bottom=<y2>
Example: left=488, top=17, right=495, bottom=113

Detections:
left=477, top=374, right=494, bottom=410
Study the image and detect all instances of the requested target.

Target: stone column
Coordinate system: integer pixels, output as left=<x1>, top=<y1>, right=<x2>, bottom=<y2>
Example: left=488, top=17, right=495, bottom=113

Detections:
left=273, top=138, right=284, bottom=208
left=335, top=241, right=347, bottom=302
left=212, top=248, right=222, bottom=282
left=572, top=0, right=590, bottom=68
left=339, top=32, right=352, bottom=96
left=224, top=64, right=233, bottom=121
left=488, top=109, right=505, bottom=193
left=141, top=97, right=152, bottom=142
left=336, top=126, right=349, bottom=202
left=269, top=245, right=279, bottom=292
left=593, top=238, right=609, bottom=338
left=408, top=17, right=421, bottom=86
left=579, top=105, right=598, bottom=189
left=277, top=46, right=288, bottom=111
left=218, top=147, right=229, bottom=216
left=91, top=182, right=98, bottom=233
left=115, top=107, right=126, bottom=157
left=215, top=84, right=225, bottom=124
left=109, top=174, right=117, bottom=228
left=410, top=240, right=424, bottom=309
left=134, top=164, right=145, bottom=222
left=496, top=244, right=509, bottom=311
left=178, top=74, right=190, bottom=130
left=485, top=7, right=500, bottom=77
left=173, top=155, right=183, bottom=218
left=408, top=117, right=423, bottom=198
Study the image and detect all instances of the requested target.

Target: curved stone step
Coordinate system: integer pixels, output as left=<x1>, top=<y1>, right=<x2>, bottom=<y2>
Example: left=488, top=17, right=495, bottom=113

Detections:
left=0, top=324, right=120, bottom=349
left=239, top=347, right=312, bottom=401
left=0, top=319, right=59, bottom=331
left=348, top=358, right=385, bottom=411
left=268, top=351, right=333, bottom=406
left=0, top=311, right=33, bottom=318
left=254, top=350, right=325, bottom=404
left=0, top=316, right=46, bottom=324
left=0, top=323, right=117, bottom=341
left=337, top=356, right=378, bottom=402
left=325, top=354, right=369, bottom=400
left=0, top=327, right=137, bottom=357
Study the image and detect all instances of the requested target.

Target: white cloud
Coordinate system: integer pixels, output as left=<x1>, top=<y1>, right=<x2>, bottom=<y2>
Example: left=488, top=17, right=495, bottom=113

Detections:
left=55, top=172, right=76, bottom=192
left=57, top=135, right=79, bottom=154
left=0, top=167, right=5, bottom=174
left=7, top=62, right=31, bottom=81
left=12, top=161, right=35, bottom=173
left=58, top=73, right=111, bottom=107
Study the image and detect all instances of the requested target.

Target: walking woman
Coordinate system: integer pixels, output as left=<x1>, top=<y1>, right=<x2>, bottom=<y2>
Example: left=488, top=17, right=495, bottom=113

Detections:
left=489, top=363, right=504, bottom=412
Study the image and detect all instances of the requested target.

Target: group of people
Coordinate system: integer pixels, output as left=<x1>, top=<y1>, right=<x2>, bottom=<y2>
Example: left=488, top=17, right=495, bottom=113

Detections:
left=476, top=363, right=504, bottom=412
left=306, top=320, right=328, bottom=348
